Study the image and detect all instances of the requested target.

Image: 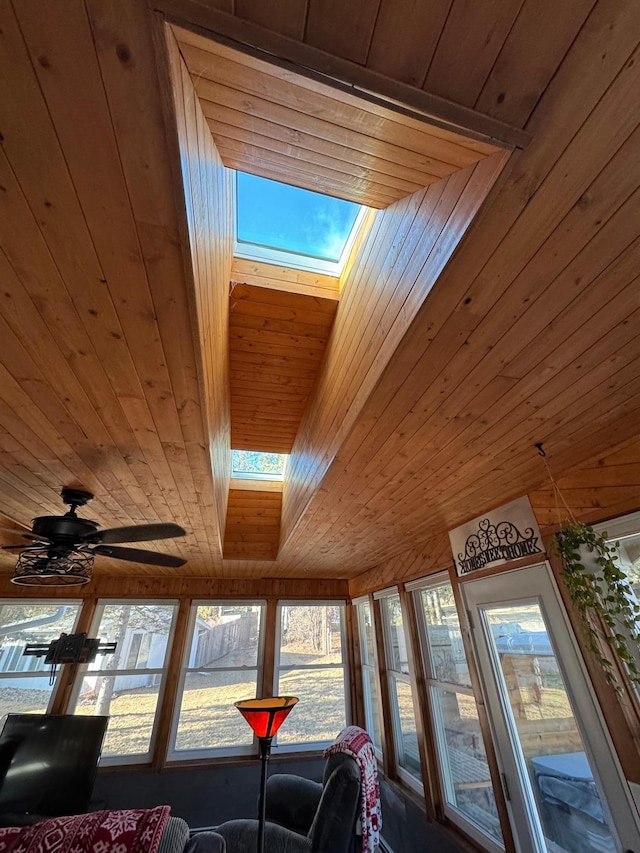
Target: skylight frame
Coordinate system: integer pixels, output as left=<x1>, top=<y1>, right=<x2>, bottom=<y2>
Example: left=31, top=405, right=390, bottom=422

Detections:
left=231, top=449, right=288, bottom=483
left=232, top=171, right=369, bottom=276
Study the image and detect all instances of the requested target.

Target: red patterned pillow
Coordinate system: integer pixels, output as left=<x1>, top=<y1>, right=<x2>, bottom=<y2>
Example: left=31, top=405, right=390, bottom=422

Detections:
left=0, top=806, right=171, bottom=853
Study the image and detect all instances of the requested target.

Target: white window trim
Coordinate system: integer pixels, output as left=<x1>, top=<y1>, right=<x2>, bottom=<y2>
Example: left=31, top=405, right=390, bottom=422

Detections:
left=378, top=591, right=424, bottom=792
left=274, top=600, right=349, bottom=753
left=372, top=586, right=398, bottom=600
left=168, top=600, right=266, bottom=761
left=593, top=511, right=640, bottom=698
left=355, top=599, right=383, bottom=760
left=69, top=599, right=178, bottom=766
left=463, top=561, right=640, bottom=853
left=593, top=510, right=640, bottom=541
left=411, top=576, right=504, bottom=852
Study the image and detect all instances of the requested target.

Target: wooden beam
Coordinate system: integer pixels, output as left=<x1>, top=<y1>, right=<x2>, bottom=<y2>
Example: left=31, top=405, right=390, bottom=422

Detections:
left=231, top=260, right=340, bottom=300
left=0, top=575, right=349, bottom=600
left=260, top=598, right=278, bottom=699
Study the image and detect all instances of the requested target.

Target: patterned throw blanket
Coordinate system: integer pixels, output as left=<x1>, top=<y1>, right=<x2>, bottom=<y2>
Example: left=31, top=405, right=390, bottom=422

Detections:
left=0, top=806, right=171, bottom=853
left=324, top=726, right=381, bottom=853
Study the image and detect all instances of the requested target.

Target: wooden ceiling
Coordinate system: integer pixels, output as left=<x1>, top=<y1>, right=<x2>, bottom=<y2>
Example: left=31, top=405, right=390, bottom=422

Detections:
left=0, top=0, right=639, bottom=585
left=172, top=25, right=503, bottom=208
left=223, top=488, right=282, bottom=561
left=228, top=283, right=339, bottom=454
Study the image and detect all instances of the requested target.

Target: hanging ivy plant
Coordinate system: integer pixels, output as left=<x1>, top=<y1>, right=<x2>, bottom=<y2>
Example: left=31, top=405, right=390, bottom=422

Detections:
left=555, top=521, right=640, bottom=692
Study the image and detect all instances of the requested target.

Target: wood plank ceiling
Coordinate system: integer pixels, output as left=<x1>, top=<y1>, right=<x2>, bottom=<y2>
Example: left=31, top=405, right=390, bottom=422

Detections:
left=168, top=22, right=508, bottom=564
left=228, top=284, right=339, bottom=455
left=172, top=25, right=502, bottom=209
left=0, top=0, right=639, bottom=584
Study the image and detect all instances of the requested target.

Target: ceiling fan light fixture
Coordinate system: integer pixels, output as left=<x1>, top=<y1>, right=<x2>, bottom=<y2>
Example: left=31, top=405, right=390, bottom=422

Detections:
left=11, top=548, right=94, bottom=586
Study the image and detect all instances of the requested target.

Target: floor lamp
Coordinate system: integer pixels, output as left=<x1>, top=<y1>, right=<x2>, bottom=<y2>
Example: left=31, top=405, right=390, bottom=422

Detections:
left=234, top=696, right=299, bottom=853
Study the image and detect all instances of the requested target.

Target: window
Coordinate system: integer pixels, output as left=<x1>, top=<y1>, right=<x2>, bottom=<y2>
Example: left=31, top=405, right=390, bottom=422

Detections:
left=69, top=601, right=177, bottom=763
left=376, top=589, right=422, bottom=788
left=411, top=576, right=503, bottom=850
left=170, top=602, right=265, bottom=758
left=354, top=598, right=382, bottom=755
left=464, top=564, right=640, bottom=853
left=231, top=450, right=287, bottom=481
left=595, top=511, right=640, bottom=690
left=235, top=172, right=367, bottom=275
left=0, top=601, right=81, bottom=723
left=275, top=602, right=348, bottom=748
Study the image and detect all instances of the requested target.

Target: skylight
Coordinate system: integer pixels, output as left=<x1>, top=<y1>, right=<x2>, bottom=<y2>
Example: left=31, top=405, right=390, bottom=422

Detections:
left=231, top=450, right=288, bottom=481
left=234, top=172, right=366, bottom=275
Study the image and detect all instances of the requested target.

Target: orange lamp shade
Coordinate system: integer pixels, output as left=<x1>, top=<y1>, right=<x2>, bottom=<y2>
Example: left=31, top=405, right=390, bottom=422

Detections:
left=234, top=696, right=298, bottom=739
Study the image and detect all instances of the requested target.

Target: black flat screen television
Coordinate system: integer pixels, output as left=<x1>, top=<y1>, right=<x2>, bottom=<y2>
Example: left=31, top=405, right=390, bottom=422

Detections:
left=0, top=713, right=109, bottom=817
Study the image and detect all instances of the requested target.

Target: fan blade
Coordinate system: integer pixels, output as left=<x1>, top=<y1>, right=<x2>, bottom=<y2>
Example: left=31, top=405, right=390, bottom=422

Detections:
left=93, top=544, right=186, bottom=567
left=0, top=527, right=47, bottom=542
left=84, top=522, right=186, bottom=544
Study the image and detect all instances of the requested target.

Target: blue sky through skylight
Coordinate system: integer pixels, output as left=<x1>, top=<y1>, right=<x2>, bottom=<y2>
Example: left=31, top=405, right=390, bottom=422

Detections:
left=236, top=173, right=361, bottom=263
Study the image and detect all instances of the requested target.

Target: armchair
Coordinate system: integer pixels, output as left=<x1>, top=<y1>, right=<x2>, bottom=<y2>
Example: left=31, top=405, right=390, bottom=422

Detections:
left=216, top=753, right=361, bottom=853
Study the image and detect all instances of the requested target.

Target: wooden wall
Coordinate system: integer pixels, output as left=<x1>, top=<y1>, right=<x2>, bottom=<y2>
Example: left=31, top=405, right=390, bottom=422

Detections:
left=351, top=434, right=640, bottom=598
left=0, top=574, right=347, bottom=601
left=280, top=151, right=509, bottom=559
left=167, top=30, right=233, bottom=557
left=531, top=435, right=640, bottom=531
left=349, top=532, right=453, bottom=598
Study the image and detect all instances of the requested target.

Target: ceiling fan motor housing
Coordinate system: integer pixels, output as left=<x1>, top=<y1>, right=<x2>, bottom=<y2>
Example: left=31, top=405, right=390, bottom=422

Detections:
left=32, top=515, right=99, bottom=542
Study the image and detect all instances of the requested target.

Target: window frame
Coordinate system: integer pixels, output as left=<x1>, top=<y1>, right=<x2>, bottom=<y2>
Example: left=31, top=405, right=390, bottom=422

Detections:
left=233, top=172, right=370, bottom=276
left=462, top=562, right=640, bottom=853
left=593, top=511, right=640, bottom=695
left=0, top=599, right=82, bottom=716
left=408, top=573, right=504, bottom=853
left=353, top=596, right=383, bottom=760
left=68, top=598, right=178, bottom=766
left=374, top=587, right=423, bottom=793
left=230, top=450, right=288, bottom=482
left=168, top=599, right=266, bottom=761
left=274, top=599, right=349, bottom=752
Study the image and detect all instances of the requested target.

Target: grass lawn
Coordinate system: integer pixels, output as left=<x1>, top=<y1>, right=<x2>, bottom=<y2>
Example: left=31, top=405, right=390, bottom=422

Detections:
left=77, top=645, right=348, bottom=756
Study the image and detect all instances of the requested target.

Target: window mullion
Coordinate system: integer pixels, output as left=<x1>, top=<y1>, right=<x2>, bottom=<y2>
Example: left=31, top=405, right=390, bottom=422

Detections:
left=152, top=597, right=191, bottom=769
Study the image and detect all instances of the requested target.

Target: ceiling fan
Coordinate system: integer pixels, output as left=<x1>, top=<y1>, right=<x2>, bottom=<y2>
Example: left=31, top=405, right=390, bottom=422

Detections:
left=1, top=488, right=187, bottom=586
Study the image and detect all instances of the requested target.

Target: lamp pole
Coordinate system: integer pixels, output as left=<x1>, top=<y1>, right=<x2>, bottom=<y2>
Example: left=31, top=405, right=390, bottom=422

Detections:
left=257, top=737, right=272, bottom=853
left=233, top=697, right=299, bottom=853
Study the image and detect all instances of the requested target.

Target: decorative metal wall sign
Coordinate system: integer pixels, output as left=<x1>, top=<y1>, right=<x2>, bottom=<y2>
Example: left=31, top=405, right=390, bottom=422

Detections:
left=449, top=496, right=543, bottom=577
